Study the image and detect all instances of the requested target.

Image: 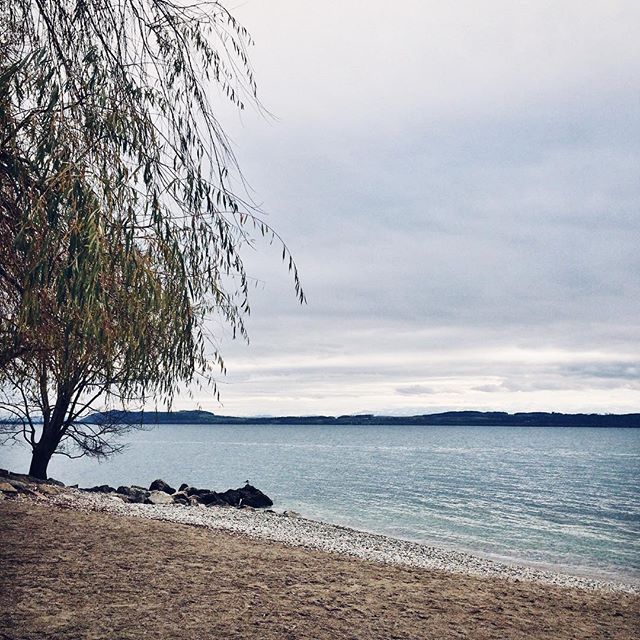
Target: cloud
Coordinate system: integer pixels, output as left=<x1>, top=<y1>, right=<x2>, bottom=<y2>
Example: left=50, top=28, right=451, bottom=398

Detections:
left=563, top=363, right=640, bottom=381
left=396, top=385, right=437, bottom=396
left=173, top=1, right=640, bottom=416
left=234, top=1, right=640, bottom=129
left=473, top=385, right=503, bottom=393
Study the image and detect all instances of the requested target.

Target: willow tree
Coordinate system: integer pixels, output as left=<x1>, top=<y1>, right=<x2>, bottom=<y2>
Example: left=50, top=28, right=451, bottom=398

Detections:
left=0, top=0, right=303, bottom=479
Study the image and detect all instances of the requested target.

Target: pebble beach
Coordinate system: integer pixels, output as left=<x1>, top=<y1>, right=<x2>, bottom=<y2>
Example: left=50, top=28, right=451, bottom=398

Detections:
left=47, top=488, right=637, bottom=595
left=2, top=484, right=639, bottom=640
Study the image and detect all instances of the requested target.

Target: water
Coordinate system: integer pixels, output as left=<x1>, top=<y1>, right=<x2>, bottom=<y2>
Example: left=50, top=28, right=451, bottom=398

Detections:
left=2, top=424, right=639, bottom=584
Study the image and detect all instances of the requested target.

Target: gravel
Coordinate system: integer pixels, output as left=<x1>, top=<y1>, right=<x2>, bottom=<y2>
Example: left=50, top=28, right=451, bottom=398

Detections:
left=44, top=489, right=637, bottom=595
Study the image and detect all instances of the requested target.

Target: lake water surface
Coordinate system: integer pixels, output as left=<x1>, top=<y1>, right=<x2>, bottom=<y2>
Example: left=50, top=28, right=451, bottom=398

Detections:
left=2, top=424, right=638, bottom=584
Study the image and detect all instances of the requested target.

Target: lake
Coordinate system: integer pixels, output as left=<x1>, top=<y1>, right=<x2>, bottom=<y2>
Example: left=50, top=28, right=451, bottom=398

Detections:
left=2, top=424, right=638, bottom=584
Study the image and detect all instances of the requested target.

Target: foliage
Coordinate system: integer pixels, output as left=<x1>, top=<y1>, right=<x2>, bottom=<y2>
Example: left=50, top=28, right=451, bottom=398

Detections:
left=0, top=0, right=303, bottom=477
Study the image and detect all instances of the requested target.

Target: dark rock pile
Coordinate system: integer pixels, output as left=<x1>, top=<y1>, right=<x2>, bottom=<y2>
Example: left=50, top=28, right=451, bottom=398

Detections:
left=82, top=478, right=273, bottom=508
left=0, top=469, right=274, bottom=509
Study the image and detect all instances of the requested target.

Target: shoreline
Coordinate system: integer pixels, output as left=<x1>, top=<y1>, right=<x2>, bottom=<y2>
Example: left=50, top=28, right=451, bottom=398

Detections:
left=3, top=490, right=639, bottom=639
left=292, top=512, right=640, bottom=589
left=45, top=488, right=637, bottom=595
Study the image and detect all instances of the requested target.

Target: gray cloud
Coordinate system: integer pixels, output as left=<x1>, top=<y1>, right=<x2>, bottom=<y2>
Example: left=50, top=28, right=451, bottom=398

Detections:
left=396, top=385, right=437, bottom=396
left=563, top=363, right=640, bottom=381
left=175, top=1, right=640, bottom=416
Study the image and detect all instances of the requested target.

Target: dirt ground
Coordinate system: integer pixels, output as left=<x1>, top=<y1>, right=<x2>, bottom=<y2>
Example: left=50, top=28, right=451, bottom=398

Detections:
left=0, top=499, right=638, bottom=640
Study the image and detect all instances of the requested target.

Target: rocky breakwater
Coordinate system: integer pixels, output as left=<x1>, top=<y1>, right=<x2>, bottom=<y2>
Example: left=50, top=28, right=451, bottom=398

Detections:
left=0, top=469, right=273, bottom=510
left=82, top=478, right=274, bottom=509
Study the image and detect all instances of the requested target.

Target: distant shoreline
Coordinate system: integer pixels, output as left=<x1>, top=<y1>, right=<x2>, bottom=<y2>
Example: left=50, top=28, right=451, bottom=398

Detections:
left=83, top=410, right=640, bottom=428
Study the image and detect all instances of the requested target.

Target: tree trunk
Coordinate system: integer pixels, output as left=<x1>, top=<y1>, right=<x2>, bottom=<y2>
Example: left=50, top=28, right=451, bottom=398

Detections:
left=28, top=397, right=69, bottom=480
left=28, top=440, right=56, bottom=480
left=29, top=418, right=66, bottom=480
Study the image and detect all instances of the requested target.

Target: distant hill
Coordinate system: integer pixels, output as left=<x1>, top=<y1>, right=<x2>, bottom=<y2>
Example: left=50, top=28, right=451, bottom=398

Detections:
left=83, top=410, right=640, bottom=427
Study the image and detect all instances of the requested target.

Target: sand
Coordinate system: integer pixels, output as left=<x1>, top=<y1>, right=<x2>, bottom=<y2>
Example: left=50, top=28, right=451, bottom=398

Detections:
left=1, top=496, right=638, bottom=639
left=43, top=489, right=638, bottom=593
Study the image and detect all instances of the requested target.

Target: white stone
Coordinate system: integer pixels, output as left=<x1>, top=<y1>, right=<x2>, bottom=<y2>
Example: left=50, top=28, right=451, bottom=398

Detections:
left=147, top=490, right=174, bottom=505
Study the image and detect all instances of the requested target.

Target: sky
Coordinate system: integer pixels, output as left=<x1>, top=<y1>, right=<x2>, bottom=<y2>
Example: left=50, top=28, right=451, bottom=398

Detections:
left=185, top=0, right=640, bottom=416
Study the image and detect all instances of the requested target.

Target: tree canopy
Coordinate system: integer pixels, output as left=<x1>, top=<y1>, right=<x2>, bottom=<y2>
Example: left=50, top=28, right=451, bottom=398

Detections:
left=0, top=0, right=303, bottom=478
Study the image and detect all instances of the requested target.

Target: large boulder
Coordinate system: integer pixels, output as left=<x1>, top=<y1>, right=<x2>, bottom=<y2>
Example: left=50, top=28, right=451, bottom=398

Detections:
left=149, top=479, right=175, bottom=494
left=217, top=488, right=242, bottom=506
left=237, top=484, right=273, bottom=508
left=201, top=485, right=273, bottom=508
left=146, top=490, right=174, bottom=505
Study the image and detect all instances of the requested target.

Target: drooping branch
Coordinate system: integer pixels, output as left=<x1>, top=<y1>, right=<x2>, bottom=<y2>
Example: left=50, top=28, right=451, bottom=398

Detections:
left=0, top=0, right=304, bottom=475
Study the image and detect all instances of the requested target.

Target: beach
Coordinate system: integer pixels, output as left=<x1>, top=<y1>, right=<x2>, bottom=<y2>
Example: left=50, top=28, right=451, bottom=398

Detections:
left=1, top=489, right=638, bottom=639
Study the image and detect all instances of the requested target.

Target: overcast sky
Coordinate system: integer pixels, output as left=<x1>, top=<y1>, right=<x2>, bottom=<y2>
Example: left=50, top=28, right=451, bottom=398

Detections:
left=187, top=0, right=639, bottom=416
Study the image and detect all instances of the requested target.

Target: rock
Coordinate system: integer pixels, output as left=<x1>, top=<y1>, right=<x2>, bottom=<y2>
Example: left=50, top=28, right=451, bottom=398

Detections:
left=199, top=492, right=227, bottom=506
left=178, top=483, right=189, bottom=492
left=116, top=485, right=134, bottom=495
left=0, top=469, right=46, bottom=485
left=236, top=485, right=273, bottom=508
left=196, top=485, right=273, bottom=508
left=282, top=510, right=300, bottom=518
left=186, top=487, right=211, bottom=497
left=217, top=488, right=242, bottom=506
left=0, top=470, right=64, bottom=493
left=149, top=479, right=175, bottom=494
left=37, top=484, right=64, bottom=495
left=6, top=480, right=35, bottom=494
left=0, top=482, right=18, bottom=495
left=116, top=486, right=149, bottom=503
left=132, top=491, right=150, bottom=503
left=172, top=491, right=190, bottom=506
left=146, top=490, right=174, bottom=505
left=83, top=485, right=117, bottom=493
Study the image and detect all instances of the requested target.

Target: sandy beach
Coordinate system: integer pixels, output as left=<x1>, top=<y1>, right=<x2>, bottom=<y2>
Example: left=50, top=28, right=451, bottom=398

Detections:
left=1, top=489, right=638, bottom=640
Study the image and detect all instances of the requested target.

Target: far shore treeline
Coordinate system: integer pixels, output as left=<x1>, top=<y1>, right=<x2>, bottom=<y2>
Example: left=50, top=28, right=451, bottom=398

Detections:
left=80, top=410, right=640, bottom=428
